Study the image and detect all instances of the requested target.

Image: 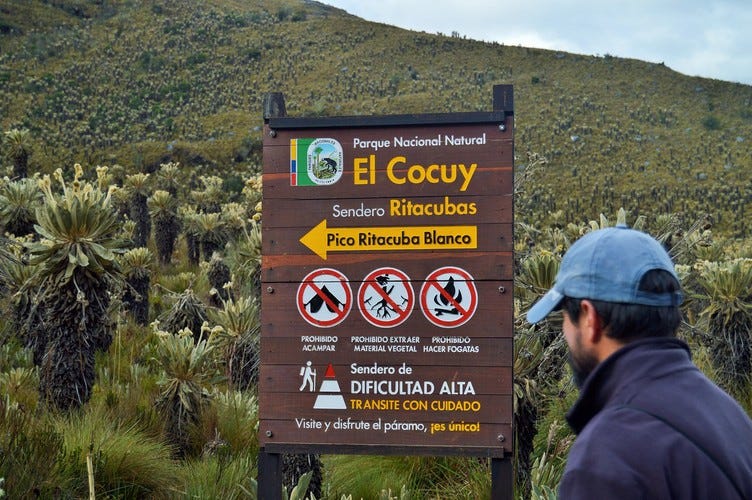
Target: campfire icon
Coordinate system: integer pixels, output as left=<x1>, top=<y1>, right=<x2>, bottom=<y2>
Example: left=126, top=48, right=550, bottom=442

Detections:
left=420, top=267, right=477, bottom=328
left=433, top=276, right=461, bottom=316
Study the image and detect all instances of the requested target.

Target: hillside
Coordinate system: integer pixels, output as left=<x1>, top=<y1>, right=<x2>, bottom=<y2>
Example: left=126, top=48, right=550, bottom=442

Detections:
left=1, top=0, right=751, bottom=234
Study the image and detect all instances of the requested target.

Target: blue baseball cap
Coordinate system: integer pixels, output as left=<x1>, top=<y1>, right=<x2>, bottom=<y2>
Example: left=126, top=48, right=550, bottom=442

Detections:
left=526, top=224, right=683, bottom=324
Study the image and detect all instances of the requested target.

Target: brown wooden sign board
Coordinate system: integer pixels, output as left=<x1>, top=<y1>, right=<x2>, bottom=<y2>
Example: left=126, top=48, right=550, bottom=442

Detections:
left=260, top=86, right=514, bottom=458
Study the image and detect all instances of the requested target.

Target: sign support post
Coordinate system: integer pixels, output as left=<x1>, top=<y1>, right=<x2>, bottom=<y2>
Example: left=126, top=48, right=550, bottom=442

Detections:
left=257, top=448, right=282, bottom=500
left=257, top=92, right=286, bottom=500
left=491, top=84, right=514, bottom=500
left=492, top=456, right=513, bottom=499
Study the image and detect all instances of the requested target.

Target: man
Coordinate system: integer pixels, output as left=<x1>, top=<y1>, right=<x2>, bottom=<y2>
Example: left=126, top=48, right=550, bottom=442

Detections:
left=527, top=223, right=752, bottom=499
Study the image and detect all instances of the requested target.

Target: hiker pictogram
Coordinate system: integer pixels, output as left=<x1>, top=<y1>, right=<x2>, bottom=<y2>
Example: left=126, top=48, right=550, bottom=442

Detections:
left=297, top=268, right=352, bottom=328
left=313, top=363, right=347, bottom=409
left=299, top=361, right=316, bottom=392
left=420, top=266, right=478, bottom=328
left=358, top=267, right=414, bottom=328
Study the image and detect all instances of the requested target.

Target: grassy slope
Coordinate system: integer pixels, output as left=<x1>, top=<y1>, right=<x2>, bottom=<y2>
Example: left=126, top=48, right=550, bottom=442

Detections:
left=1, top=0, right=751, bottom=234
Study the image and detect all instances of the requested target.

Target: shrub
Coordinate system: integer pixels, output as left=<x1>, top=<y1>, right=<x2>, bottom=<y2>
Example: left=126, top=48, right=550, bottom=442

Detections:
left=186, top=52, right=208, bottom=66
left=51, top=406, right=179, bottom=498
left=695, top=258, right=752, bottom=397
left=120, top=247, right=154, bottom=325
left=178, top=453, right=256, bottom=499
left=206, top=390, right=259, bottom=456
left=702, top=115, right=721, bottom=130
left=0, top=178, right=41, bottom=236
left=324, top=455, right=413, bottom=499
left=152, top=326, right=217, bottom=457
left=27, top=165, right=125, bottom=411
left=0, top=399, right=63, bottom=497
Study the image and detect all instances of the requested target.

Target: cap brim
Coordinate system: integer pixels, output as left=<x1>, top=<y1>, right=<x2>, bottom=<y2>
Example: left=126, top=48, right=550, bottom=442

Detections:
left=526, top=288, right=564, bottom=324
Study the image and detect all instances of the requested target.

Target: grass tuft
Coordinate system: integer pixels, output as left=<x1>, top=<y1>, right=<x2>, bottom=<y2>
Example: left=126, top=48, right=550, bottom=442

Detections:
left=51, top=406, right=180, bottom=498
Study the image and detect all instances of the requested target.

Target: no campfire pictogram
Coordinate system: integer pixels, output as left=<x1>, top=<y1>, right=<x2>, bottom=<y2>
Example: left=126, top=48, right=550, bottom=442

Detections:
left=420, top=266, right=478, bottom=328
left=297, top=268, right=352, bottom=328
left=358, top=267, right=414, bottom=328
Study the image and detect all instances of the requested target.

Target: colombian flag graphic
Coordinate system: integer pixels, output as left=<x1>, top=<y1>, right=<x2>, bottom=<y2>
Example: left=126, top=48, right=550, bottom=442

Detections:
left=290, top=138, right=316, bottom=186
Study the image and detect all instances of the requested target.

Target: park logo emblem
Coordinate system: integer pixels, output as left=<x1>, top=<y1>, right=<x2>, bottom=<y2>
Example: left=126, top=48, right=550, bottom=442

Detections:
left=290, top=138, right=344, bottom=186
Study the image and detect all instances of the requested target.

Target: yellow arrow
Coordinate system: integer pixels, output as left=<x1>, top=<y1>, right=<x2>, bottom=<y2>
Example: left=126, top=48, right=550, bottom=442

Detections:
left=300, top=219, right=477, bottom=259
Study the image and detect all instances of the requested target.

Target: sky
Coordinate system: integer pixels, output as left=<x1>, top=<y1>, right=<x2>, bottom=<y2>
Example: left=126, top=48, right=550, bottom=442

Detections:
left=318, top=0, right=752, bottom=86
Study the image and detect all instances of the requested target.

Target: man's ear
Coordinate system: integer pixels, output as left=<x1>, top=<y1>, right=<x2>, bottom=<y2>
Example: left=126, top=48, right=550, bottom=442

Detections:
left=578, top=299, right=603, bottom=345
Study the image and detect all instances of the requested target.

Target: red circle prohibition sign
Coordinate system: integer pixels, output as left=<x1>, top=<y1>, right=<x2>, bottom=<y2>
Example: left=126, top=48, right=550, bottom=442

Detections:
left=358, top=267, right=414, bottom=328
left=297, top=268, right=352, bottom=328
left=420, top=266, right=477, bottom=328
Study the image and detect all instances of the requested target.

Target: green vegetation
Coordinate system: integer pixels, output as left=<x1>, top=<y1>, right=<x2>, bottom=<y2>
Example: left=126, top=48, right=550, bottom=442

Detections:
left=0, top=0, right=751, bottom=498
left=1, top=0, right=750, bottom=235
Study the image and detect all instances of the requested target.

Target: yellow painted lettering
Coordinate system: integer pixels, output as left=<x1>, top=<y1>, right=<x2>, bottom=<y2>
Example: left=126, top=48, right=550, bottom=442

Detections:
left=425, top=164, right=440, bottom=184
left=459, top=163, right=476, bottom=192
left=441, top=165, right=457, bottom=184
left=387, top=156, right=406, bottom=185
left=407, top=164, right=425, bottom=184
left=353, top=156, right=376, bottom=185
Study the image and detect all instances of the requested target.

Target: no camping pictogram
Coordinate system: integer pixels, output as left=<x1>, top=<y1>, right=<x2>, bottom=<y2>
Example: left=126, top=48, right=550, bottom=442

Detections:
left=297, top=268, right=352, bottom=328
left=358, top=267, right=414, bottom=328
left=420, top=266, right=478, bottom=328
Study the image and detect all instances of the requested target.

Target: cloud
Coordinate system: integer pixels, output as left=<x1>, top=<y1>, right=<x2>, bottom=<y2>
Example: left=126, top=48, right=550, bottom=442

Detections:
left=319, top=0, right=752, bottom=84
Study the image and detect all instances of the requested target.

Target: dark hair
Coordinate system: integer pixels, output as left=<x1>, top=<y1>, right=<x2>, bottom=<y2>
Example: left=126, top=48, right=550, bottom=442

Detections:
left=560, top=269, right=682, bottom=341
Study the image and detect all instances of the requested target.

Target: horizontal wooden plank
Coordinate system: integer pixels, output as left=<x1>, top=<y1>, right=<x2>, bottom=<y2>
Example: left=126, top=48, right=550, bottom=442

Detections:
left=266, top=111, right=511, bottom=129
left=258, top=419, right=512, bottom=452
left=263, top=194, right=513, bottom=227
left=261, top=443, right=511, bottom=458
left=264, top=122, right=512, bottom=155
left=262, top=120, right=512, bottom=200
left=259, top=364, right=512, bottom=395
left=261, top=307, right=513, bottom=339
left=260, top=443, right=510, bottom=458
left=261, top=317, right=513, bottom=343
left=260, top=280, right=514, bottom=337
left=263, top=168, right=512, bottom=199
left=262, top=222, right=512, bottom=257
left=259, top=337, right=514, bottom=366
left=262, top=253, right=514, bottom=282
left=259, top=394, right=511, bottom=423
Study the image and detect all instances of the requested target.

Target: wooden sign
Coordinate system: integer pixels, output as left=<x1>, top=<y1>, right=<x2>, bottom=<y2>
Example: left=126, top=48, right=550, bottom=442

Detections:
left=260, top=85, right=514, bottom=457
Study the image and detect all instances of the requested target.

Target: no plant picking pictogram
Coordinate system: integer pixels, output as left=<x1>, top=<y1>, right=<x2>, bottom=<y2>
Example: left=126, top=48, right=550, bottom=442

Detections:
left=358, top=267, right=414, bottom=328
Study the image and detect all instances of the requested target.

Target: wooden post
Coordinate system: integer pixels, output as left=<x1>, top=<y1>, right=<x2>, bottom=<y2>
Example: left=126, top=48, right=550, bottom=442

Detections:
left=263, top=92, right=287, bottom=120
left=493, top=84, right=514, bottom=112
left=257, top=449, right=282, bottom=500
left=259, top=92, right=285, bottom=500
left=492, top=83, right=514, bottom=500
left=491, top=457, right=514, bottom=500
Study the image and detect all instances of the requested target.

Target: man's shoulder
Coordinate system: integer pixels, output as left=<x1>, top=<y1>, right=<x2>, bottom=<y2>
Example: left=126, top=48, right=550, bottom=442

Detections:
left=564, top=404, right=688, bottom=495
left=561, top=409, right=655, bottom=498
left=568, top=402, right=691, bottom=469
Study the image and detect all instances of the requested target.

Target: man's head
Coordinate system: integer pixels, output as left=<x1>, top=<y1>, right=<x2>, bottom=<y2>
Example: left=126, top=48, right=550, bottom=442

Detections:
left=527, top=223, right=683, bottom=325
left=526, top=224, right=684, bottom=383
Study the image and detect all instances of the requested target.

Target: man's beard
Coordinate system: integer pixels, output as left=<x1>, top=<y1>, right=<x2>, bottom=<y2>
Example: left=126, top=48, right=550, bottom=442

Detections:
left=568, top=349, right=599, bottom=389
